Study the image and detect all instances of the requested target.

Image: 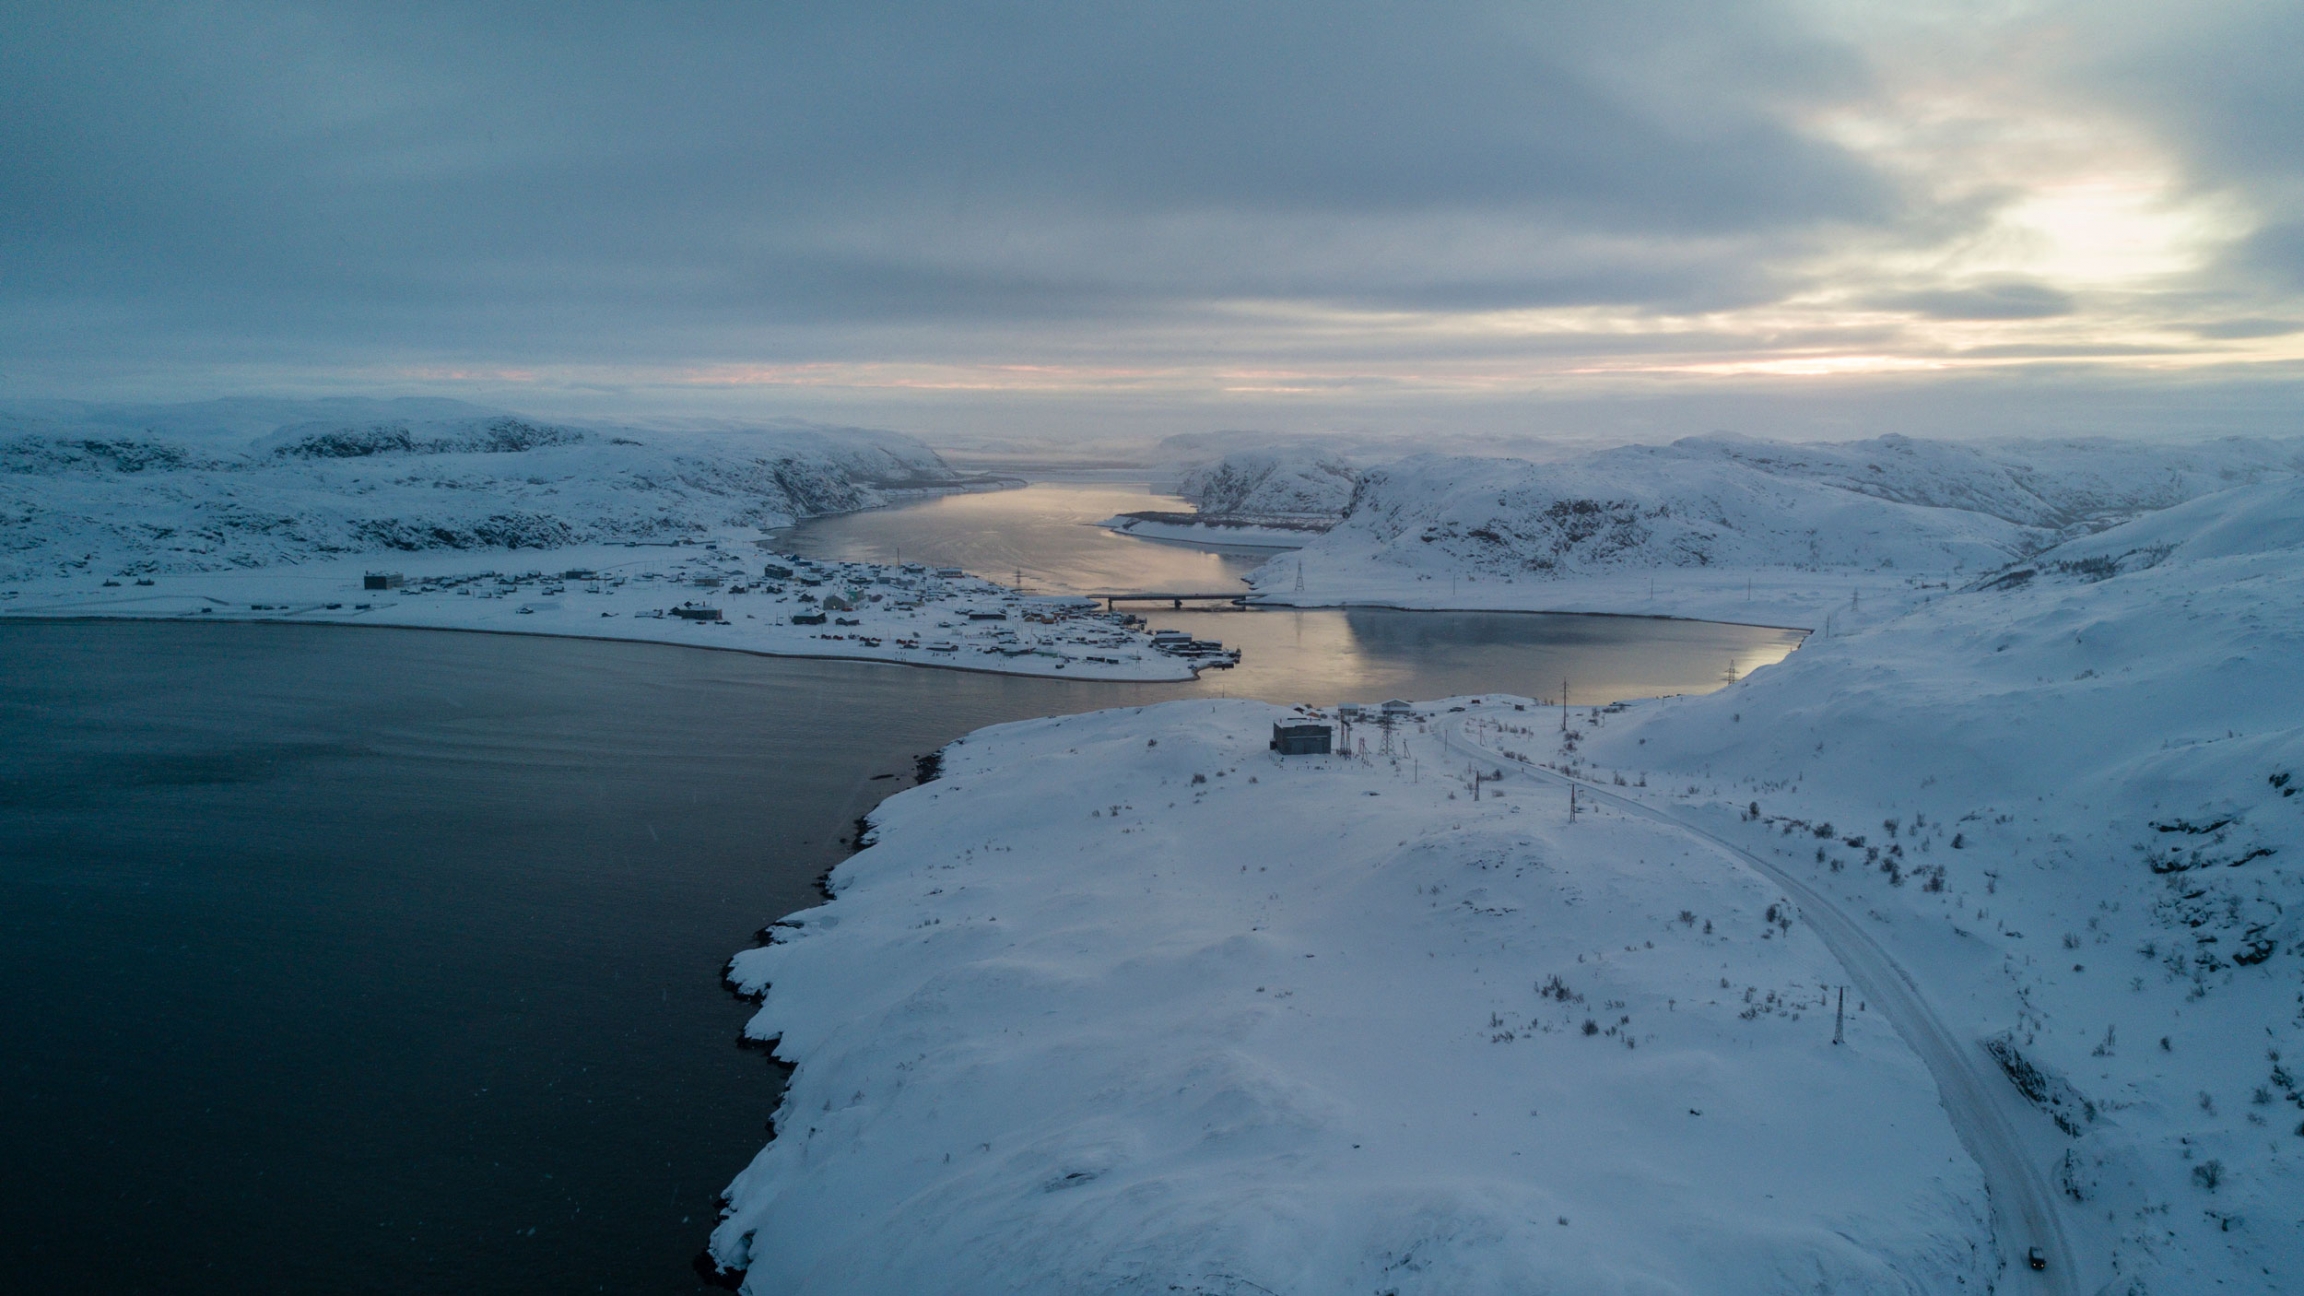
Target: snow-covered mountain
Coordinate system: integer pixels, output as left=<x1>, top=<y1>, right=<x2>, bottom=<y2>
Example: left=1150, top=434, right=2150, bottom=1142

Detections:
left=0, top=400, right=965, bottom=583
left=1560, top=478, right=2304, bottom=1292
left=1249, top=433, right=2304, bottom=623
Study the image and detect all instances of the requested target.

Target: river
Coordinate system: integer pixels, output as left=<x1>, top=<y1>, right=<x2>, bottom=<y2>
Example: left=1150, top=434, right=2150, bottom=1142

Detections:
left=0, top=482, right=1800, bottom=1293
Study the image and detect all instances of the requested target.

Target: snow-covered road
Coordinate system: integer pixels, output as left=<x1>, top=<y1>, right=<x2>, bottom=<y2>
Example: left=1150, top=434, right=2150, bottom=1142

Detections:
left=1442, top=714, right=2080, bottom=1296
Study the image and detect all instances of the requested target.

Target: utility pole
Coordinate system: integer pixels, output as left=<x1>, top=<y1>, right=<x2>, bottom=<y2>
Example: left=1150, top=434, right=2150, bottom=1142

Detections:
left=1833, top=986, right=1846, bottom=1046
left=1569, top=782, right=1577, bottom=823
left=1561, top=678, right=1569, bottom=732
left=1295, top=560, right=1305, bottom=594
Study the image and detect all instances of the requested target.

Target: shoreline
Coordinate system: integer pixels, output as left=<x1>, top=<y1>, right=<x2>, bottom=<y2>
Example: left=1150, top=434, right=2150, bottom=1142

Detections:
left=0, top=611, right=1220, bottom=685
left=1238, top=597, right=1816, bottom=634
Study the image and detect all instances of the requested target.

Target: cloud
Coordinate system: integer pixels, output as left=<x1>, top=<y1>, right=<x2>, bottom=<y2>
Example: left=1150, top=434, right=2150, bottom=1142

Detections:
left=0, top=0, right=2300, bottom=434
left=1870, top=281, right=2077, bottom=321
left=2187, top=318, right=2304, bottom=340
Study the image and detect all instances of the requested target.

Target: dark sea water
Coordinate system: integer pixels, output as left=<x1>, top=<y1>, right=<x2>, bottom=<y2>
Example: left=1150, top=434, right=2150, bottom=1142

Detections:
left=0, top=495, right=1802, bottom=1293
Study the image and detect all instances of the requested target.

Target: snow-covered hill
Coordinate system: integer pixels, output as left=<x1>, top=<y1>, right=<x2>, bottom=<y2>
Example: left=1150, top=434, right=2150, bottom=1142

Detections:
left=1533, top=478, right=2304, bottom=1293
left=0, top=400, right=965, bottom=583
left=1101, top=449, right=1361, bottom=548
left=707, top=477, right=2304, bottom=1291
left=1248, top=434, right=2304, bottom=626
left=709, top=699, right=1991, bottom=1293
left=1176, top=450, right=1358, bottom=521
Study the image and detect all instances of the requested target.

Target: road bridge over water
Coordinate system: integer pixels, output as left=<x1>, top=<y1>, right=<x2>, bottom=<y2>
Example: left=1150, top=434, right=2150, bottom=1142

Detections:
left=1084, top=591, right=1253, bottom=609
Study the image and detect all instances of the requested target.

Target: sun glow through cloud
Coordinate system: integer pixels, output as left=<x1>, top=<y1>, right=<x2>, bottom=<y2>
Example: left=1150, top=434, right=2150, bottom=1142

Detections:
left=4, top=1, right=2301, bottom=431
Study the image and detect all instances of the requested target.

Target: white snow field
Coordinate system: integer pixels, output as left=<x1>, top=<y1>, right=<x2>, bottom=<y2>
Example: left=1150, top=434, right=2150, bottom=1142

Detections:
left=0, top=400, right=1197, bottom=679
left=1444, top=476, right=2304, bottom=1294
left=709, top=700, right=1994, bottom=1293
left=1244, top=434, right=2304, bottom=628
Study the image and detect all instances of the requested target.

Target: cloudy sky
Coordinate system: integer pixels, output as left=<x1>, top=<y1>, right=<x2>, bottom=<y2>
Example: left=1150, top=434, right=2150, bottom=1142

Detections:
left=4, top=2, right=2300, bottom=445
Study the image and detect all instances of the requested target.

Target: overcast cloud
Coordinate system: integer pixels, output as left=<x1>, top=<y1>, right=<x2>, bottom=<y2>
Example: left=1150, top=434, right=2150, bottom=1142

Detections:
left=3, top=1, right=2300, bottom=442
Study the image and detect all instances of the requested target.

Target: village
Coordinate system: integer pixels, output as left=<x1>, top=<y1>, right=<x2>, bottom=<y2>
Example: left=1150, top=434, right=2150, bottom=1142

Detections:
left=1, top=539, right=1236, bottom=683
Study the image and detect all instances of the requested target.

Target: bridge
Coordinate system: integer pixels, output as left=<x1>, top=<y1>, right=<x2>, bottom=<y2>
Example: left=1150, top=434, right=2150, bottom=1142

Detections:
left=1084, top=590, right=1254, bottom=609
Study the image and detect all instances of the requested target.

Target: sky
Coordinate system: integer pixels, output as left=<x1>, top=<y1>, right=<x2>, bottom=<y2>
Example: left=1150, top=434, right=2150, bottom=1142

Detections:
left=4, top=1, right=2301, bottom=449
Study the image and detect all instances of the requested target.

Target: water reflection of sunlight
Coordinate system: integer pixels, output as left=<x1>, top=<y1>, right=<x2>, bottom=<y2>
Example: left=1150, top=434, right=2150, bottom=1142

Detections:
left=784, top=483, right=1806, bottom=705
left=783, top=482, right=1268, bottom=595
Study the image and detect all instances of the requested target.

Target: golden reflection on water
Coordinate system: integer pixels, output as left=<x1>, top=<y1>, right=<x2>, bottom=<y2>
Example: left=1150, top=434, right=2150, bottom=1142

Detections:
left=784, top=482, right=1805, bottom=706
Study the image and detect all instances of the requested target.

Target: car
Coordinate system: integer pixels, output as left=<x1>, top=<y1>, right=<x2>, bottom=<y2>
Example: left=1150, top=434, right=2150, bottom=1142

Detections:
left=2027, top=1247, right=2047, bottom=1272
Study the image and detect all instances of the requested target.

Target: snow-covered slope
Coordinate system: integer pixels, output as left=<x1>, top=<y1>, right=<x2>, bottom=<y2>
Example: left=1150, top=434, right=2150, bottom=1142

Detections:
left=1249, top=434, right=2304, bottom=626
left=1531, top=479, right=2304, bottom=1294
left=709, top=700, right=1991, bottom=1293
left=1176, top=450, right=1358, bottom=521
left=0, top=400, right=962, bottom=583
left=1101, top=449, right=1360, bottom=548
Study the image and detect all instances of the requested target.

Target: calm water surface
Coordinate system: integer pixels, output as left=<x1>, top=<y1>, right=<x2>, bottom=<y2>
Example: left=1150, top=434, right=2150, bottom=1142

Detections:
left=783, top=481, right=1805, bottom=703
left=3, top=484, right=1801, bottom=1293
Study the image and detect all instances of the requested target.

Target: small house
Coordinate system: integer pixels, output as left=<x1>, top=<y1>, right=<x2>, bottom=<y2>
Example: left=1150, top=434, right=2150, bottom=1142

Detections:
left=822, top=594, right=856, bottom=613
left=791, top=610, right=828, bottom=625
left=672, top=604, right=724, bottom=621
left=1270, top=722, right=1334, bottom=756
left=763, top=563, right=793, bottom=579
left=1382, top=699, right=1415, bottom=717
left=363, top=572, right=404, bottom=590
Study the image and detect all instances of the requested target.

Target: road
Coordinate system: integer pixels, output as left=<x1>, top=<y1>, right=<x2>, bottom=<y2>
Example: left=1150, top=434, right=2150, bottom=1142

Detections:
left=1440, top=716, right=2079, bottom=1295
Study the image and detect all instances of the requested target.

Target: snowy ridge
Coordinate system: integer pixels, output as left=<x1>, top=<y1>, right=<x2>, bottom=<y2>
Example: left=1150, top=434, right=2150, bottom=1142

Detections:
left=0, top=400, right=965, bottom=584
left=1244, top=434, right=2303, bottom=626
left=1544, top=478, right=2304, bottom=1293
left=708, top=700, right=1992, bottom=1293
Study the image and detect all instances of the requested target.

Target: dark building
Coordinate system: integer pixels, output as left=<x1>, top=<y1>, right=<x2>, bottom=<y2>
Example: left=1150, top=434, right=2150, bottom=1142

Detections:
left=1270, top=722, right=1333, bottom=755
left=791, top=611, right=828, bottom=625
left=362, top=572, right=404, bottom=590
left=672, top=605, right=723, bottom=621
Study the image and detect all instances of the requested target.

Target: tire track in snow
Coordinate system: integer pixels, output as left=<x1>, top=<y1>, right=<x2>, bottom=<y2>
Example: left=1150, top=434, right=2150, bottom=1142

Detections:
left=1442, top=720, right=2078, bottom=1295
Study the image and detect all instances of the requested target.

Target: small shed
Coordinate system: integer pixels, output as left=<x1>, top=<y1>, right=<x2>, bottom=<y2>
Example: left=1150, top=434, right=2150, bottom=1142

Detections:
left=672, top=604, right=724, bottom=621
left=1270, top=722, right=1333, bottom=756
left=791, top=610, right=828, bottom=625
left=363, top=572, right=404, bottom=590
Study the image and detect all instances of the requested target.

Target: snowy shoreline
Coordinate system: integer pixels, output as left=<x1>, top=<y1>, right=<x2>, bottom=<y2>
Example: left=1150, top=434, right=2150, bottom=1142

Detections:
left=1240, top=565, right=1914, bottom=633
left=1095, top=511, right=1329, bottom=549
left=0, top=542, right=1209, bottom=683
